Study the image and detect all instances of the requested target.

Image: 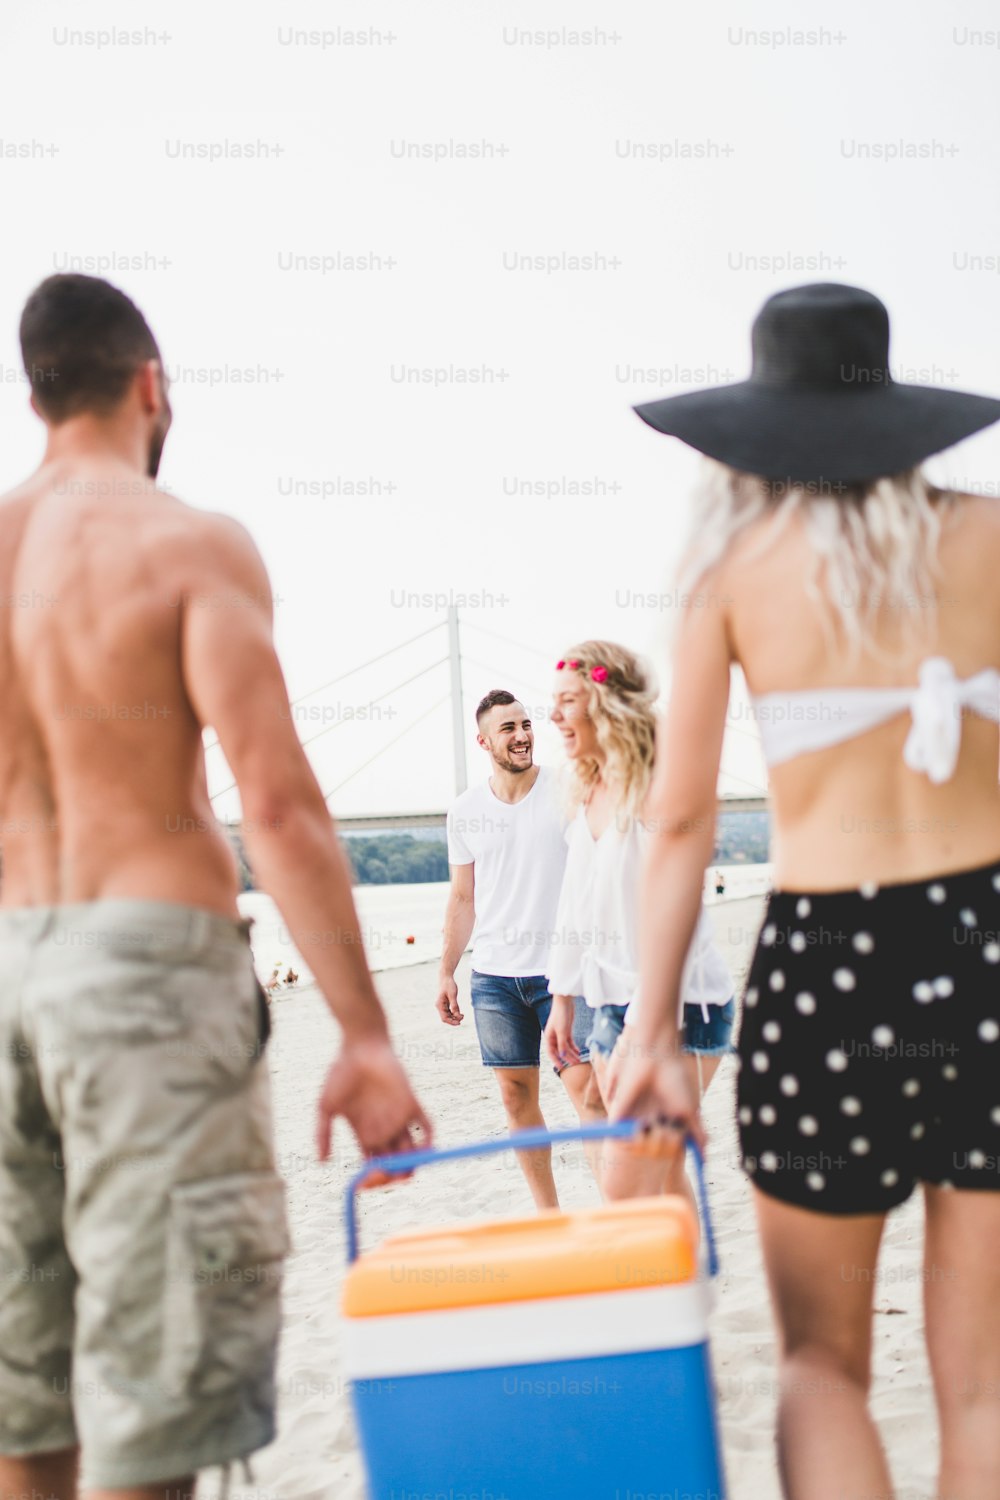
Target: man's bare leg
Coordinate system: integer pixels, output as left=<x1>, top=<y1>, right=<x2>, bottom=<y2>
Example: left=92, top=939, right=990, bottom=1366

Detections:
left=0, top=1445, right=195, bottom=1500
left=494, top=1067, right=558, bottom=1209
left=85, top=1483, right=193, bottom=1500
left=0, top=1447, right=78, bottom=1500
left=86, top=1482, right=193, bottom=1494
left=559, top=1060, right=607, bottom=1189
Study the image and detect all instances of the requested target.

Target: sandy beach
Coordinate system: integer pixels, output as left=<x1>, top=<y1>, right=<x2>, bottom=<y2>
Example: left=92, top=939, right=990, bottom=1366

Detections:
left=201, top=894, right=937, bottom=1500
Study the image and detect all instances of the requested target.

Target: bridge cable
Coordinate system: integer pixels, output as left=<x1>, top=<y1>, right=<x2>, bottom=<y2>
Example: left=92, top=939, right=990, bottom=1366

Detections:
left=207, top=659, right=450, bottom=801
left=459, top=619, right=554, bottom=662
left=322, top=694, right=452, bottom=802
left=202, top=618, right=445, bottom=753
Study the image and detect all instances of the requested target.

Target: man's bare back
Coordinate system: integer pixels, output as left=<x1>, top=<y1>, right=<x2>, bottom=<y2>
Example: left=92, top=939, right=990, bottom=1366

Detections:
left=1, top=459, right=246, bottom=915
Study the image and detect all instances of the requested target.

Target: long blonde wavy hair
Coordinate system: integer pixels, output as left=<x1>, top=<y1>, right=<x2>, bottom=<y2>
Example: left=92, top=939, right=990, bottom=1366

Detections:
left=558, top=640, right=658, bottom=818
left=672, top=457, right=958, bottom=663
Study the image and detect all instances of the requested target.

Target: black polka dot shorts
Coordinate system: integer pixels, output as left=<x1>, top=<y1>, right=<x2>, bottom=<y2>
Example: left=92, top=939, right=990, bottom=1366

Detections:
left=737, top=855, right=1000, bottom=1215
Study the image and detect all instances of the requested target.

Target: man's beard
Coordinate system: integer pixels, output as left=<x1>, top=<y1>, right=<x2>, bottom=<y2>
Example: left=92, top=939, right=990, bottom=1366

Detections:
left=497, top=748, right=532, bottom=773
left=146, top=421, right=168, bottom=479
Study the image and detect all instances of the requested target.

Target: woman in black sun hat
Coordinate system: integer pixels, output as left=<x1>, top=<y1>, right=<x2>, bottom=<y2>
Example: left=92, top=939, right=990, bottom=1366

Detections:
left=608, top=284, right=1000, bottom=1500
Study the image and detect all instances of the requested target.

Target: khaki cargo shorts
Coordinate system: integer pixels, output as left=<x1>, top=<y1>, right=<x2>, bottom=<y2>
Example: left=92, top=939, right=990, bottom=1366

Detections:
left=0, top=900, right=290, bottom=1490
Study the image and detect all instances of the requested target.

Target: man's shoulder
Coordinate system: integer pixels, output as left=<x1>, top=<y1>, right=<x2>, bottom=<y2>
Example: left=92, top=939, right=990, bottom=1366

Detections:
left=449, top=779, right=491, bottom=819
left=153, top=499, right=254, bottom=551
left=0, top=482, right=38, bottom=561
left=0, top=474, right=39, bottom=513
left=532, top=762, right=574, bottom=820
left=148, top=504, right=267, bottom=597
left=0, top=470, right=62, bottom=548
left=534, top=762, right=564, bottom=790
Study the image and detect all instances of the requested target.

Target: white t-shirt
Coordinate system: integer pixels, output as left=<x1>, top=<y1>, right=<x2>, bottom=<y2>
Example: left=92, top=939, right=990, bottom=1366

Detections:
left=446, top=764, right=569, bottom=977
left=546, top=806, right=734, bottom=1025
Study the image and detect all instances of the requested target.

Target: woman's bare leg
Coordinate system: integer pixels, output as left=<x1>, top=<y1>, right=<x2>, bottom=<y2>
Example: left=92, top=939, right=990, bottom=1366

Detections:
left=559, top=1059, right=608, bottom=1189
left=589, top=1049, right=681, bottom=1200
left=754, top=1189, right=893, bottom=1500
left=588, top=1045, right=722, bottom=1214
left=684, top=1050, right=722, bottom=1102
left=923, top=1183, right=1000, bottom=1500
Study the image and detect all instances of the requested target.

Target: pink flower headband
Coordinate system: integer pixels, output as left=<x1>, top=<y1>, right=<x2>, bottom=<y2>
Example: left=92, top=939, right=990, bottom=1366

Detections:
left=556, top=658, right=609, bottom=683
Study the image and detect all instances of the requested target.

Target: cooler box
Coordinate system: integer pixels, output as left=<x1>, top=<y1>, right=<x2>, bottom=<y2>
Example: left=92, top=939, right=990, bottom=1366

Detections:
left=341, top=1123, right=727, bottom=1500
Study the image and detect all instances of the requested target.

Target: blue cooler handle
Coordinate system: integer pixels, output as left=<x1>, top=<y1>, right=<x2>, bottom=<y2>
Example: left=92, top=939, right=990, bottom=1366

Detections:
left=343, top=1121, right=719, bottom=1278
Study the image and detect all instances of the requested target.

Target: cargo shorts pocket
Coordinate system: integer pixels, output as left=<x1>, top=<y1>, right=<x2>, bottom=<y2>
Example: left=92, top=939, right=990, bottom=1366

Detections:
left=56, top=965, right=190, bottom=1046
left=162, top=1171, right=290, bottom=1399
left=254, top=976, right=272, bottom=1058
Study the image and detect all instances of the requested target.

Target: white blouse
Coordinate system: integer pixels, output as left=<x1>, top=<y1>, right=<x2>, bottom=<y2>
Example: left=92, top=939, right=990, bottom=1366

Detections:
left=545, top=806, right=734, bottom=1026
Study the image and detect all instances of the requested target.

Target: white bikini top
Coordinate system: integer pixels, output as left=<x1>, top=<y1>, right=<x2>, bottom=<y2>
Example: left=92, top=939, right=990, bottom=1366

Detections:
left=749, top=656, right=1000, bottom=784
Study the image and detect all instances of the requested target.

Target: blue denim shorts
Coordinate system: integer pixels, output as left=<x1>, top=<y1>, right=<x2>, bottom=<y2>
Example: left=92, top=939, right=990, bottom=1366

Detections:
left=683, top=998, right=737, bottom=1056
left=470, top=971, right=592, bottom=1072
left=586, top=998, right=736, bottom=1061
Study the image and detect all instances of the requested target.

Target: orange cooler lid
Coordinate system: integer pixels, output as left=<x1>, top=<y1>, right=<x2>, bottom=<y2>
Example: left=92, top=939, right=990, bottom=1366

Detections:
left=342, top=1194, right=697, bottom=1317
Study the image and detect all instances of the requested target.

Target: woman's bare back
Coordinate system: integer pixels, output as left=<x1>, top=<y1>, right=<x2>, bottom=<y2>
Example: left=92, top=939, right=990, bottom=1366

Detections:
left=719, top=490, right=1000, bottom=888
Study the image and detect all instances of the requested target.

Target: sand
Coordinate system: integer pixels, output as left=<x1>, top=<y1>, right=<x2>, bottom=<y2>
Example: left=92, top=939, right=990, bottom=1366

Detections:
left=199, top=895, right=937, bottom=1499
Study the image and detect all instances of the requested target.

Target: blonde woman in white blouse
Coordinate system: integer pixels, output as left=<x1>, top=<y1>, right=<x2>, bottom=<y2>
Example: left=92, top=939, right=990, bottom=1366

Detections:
left=544, top=640, right=734, bottom=1202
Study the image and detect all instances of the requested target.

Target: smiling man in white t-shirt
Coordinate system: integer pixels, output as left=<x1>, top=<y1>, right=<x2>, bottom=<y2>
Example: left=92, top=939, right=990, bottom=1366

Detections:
left=436, top=689, right=600, bottom=1208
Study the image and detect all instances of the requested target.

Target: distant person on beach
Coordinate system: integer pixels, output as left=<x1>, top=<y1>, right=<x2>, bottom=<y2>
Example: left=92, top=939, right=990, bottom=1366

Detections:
left=714, top=869, right=726, bottom=896
left=436, top=689, right=603, bottom=1209
left=612, top=283, right=1000, bottom=1500
left=0, top=274, right=429, bottom=1500
left=543, top=644, right=734, bottom=1204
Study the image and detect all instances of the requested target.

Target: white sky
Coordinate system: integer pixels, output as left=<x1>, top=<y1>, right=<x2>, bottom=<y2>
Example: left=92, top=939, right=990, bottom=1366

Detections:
left=2, top=0, right=999, bottom=817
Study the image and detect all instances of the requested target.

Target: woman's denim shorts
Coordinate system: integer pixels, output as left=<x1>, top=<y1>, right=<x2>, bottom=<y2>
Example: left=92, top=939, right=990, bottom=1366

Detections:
left=587, top=998, right=736, bottom=1060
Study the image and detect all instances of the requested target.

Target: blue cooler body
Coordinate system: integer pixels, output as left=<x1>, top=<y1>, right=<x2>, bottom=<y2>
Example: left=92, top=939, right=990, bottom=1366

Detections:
left=341, top=1125, right=727, bottom=1500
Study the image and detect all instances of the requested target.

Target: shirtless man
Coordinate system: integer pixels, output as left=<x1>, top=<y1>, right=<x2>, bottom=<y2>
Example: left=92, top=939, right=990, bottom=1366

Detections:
left=0, top=274, right=429, bottom=1500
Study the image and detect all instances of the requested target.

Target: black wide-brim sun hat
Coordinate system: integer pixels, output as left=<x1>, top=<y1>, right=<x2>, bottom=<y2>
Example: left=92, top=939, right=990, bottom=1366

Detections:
left=633, top=283, right=1000, bottom=487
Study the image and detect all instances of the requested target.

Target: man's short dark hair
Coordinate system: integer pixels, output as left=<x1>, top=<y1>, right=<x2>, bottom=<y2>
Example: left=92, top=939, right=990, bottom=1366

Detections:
left=20, top=274, right=161, bottom=422
left=475, top=689, right=517, bottom=727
